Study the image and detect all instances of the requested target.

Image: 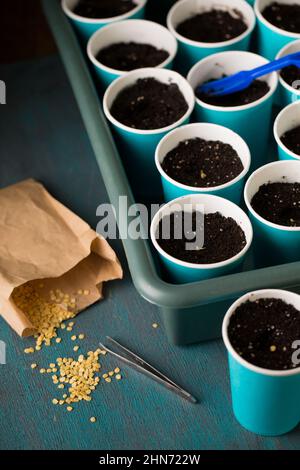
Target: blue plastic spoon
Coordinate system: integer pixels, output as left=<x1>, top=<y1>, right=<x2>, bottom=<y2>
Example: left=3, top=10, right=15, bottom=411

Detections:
left=197, top=51, right=300, bottom=97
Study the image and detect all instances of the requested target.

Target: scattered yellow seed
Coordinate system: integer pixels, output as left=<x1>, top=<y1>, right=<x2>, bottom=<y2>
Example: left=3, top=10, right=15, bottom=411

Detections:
left=152, top=323, right=159, bottom=329
left=35, top=345, right=41, bottom=351
left=66, top=326, right=73, bottom=332
left=115, top=374, right=122, bottom=381
left=71, top=335, right=77, bottom=341
left=90, top=417, right=96, bottom=423
left=83, top=290, right=90, bottom=296
left=68, top=321, right=74, bottom=327
left=61, top=323, right=66, bottom=330
left=59, top=400, right=64, bottom=405
left=24, top=347, right=34, bottom=354
left=108, top=371, right=114, bottom=377
left=63, top=394, right=67, bottom=399
left=31, top=363, right=37, bottom=369
left=102, top=373, right=108, bottom=379
left=73, top=345, right=79, bottom=352
left=40, top=368, right=46, bottom=374
left=67, top=406, right=73, bottom=412
left=52, top=368, right=57, bottom=372
left=56, top=338, right=62, bottom=343
left=52, top=399, right=58, bottom=405
left=78, top=334, right=85, bottom=340
left=49, top=363, right=55, bottom=368
left=270, top=345, right=277, bottom=352
left=77, top=289, right=83, bottom=295
left=58, top=384, right=64, bottom=389
left=105, top=377, right=112, bottom=383
left=47, top=368, right=52, bottom=373
left=114, top=367, right=120, bottom=374
left=100, top=350, right=107, bottom=355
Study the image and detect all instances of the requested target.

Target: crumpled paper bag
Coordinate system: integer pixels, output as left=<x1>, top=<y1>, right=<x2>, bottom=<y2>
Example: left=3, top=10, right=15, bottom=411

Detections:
left=0, top=179, right=123, bottom=337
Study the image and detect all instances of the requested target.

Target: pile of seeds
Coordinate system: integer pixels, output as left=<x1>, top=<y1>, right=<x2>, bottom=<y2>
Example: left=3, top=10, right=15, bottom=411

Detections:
left=16, top=283, right=124, bottom=422
left=13, top=284, right=81, bottom=351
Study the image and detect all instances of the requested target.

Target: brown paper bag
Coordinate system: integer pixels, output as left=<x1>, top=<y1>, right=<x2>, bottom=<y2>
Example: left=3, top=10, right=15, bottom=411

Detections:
left=0, top=179, right=123, bottom=337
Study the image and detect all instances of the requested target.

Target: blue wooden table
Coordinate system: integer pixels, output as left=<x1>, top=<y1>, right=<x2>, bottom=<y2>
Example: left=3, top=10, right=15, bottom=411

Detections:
left=0, top=55, right=299, bottom=451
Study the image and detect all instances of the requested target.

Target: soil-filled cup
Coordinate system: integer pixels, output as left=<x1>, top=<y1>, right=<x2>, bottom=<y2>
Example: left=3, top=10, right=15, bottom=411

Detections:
left=244, top=160, right=300, bottom=265
left=255, top=0, right=300, bottom=60
left=167, top=0, right=256, bottom=75
left=276, top=39, right=300, bottom=108
left=223, top=289, right=300, bottom=436
left=103, top=67, right=195, bottom=200
left=274, top=101, right=300, bottom=161
left=150, top=194, right=253, bottom=284
left=62, top=0, right=147, bottom=44
left=187, top=51, right=278, bottom=170
left=87, top=20, right=178, bottom=89
left=155, top=123, right=251, bottom=204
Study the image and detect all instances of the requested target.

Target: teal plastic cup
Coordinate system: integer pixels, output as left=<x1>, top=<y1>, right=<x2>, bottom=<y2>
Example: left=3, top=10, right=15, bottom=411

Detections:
left=87, top=20, right=178, bottom=89
left=223, top=289, right=300, bottom=436
left=187, top=51, right=278, bottom=170
left=150, top=194, right=253, bottom=284
left=62, top=0, right=147, bottom=44
left=103, top=68, right=195, bottom=199
left=167, top=0, right=256, bottom=75
left=255, top=0, right=300, bottom=60
left=276, top=39, right=300, bottom=108
left=244, top=160, right=300, bottom=266
left=274, top=101, right=300, bottom=162
left=155, top=123, right=251, bottom=204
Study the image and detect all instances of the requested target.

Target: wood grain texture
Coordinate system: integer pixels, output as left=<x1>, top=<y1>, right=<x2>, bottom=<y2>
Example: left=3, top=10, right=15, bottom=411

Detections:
left=0, top=56, right=300, bottom=450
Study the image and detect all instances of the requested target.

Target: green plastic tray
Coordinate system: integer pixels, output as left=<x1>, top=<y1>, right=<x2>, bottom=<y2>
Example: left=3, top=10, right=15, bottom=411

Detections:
left=43, top=0, right=300, bottom=345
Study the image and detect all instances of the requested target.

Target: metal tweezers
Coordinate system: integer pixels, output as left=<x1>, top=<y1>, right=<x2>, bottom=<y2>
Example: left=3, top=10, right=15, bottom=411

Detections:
left=99, top=337, right=198, bottom=404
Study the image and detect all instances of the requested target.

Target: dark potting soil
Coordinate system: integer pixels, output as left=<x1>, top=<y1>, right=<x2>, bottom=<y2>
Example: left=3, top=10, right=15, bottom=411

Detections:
left=196, top=77, right=270, bottom=107
left=228, top=297, right=300, bottom=370
left=281, top=125, right=300, bottom=156
left=262, top=2, right=300, bottom=34
left=176, top=9, right=247, bottom=43
left=280, top=65, right=300, bottom=89
left=96, top=42, right=169, bottom=71
left=161, top=138, right=244, bottom=188
left=251, top=182, right=300, bottom=227
left=156, top=211, right=246, bottom=264
left=110, top=77, right=189, bottom=130
left=73, top=0, right=137, bottom=19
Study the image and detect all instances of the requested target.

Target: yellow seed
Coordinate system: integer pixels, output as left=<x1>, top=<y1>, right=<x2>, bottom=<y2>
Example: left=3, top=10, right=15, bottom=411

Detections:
left=71, top=335, right=77, bottom=341
left=66, top=326, right=72, bottom=332
left=68, top=321, right=74, bottom=327
left=58, top=384, right=64, bottom=389
left=102, top=373, right=108, bottom=379
left=35, top=345, right=41, bottom=351
left=73, top=346, right=79, bottom=352
left=61, top=323, right=66, bottom=330
left=56, top=338, right=62, bottom=343
left=90, top=417, right=96, bottom=423
left=40, top=368, right=46, bottom=374
left=152, top=323, right=159, bottom=329
left=114, top=367, right=120, bottom=374
left=83, top=290, right=90, bottom=296
left=77, top=290, right=83, bottom=295
left=63, top=394, right=67, bottom=399
left=115, top=374, right=122, bottom=381
left=52, top=399, right=58, bottom=405
left=31, top=363, right=37, bottom=369
left=105, top=377, right=111, bottom=383
left=59, top=400, right=64, bottom=405
left=270, top=345, right=277, bottom=352
left=47, top=368, right=52, bottom=373
left=108, top=371, right=114, bottom=377
left=49, top=363, right=55, bottom=368
left=24, top=347, right=34, bottom=354
left=78, top=334, right=85, bottom=340
left=67, top=406, right=73, bottom=412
